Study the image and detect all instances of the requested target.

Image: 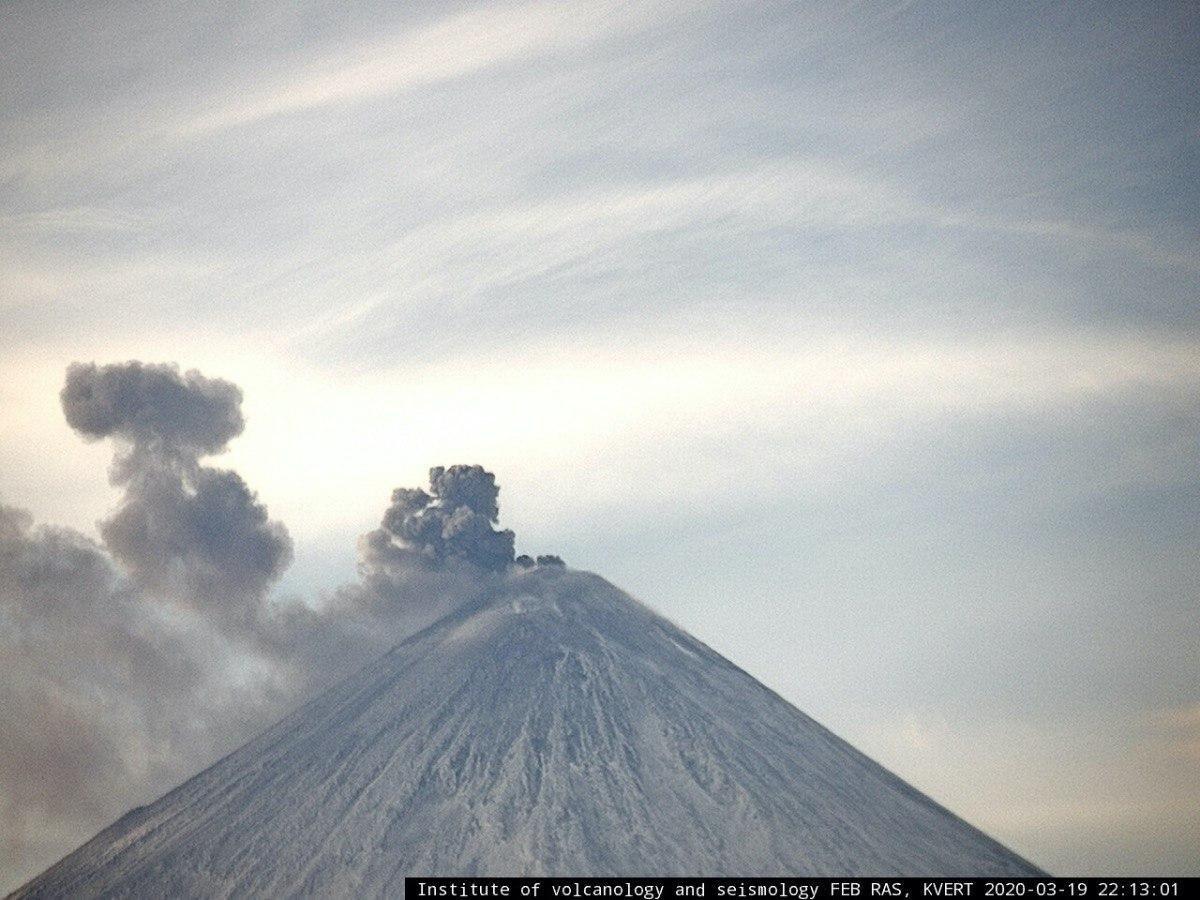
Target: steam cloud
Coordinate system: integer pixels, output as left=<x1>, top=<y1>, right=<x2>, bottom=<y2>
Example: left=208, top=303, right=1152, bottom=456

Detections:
left=2, top=360, right=560, bottom=885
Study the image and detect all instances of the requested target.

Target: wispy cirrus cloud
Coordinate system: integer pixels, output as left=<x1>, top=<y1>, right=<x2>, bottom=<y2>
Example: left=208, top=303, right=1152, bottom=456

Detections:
left=177, top=1, right=682, bottom=136
left=0, top=206, right=145, bottom=234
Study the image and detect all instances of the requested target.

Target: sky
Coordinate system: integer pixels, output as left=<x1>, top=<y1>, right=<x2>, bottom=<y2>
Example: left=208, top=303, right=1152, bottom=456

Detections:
left=1, top=0, right=1198, bottom=883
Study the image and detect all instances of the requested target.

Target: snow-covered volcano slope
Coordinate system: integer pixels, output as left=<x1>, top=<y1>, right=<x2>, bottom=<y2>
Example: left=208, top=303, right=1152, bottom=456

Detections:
left=15, top=568, right=1039, bottom=897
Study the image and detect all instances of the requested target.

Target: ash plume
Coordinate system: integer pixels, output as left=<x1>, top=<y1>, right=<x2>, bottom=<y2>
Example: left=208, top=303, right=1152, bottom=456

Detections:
left=373, top=464, right=515, bottom=571
left=61, top=362, right=292, bottom=624
left=0, top=504, right=282, bottom=881
left=3, top=360, right=553, bottom=884
left=61, top=361, right=243, bottom=458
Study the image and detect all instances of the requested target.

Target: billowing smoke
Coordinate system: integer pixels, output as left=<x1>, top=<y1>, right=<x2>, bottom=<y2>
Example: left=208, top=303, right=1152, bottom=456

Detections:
left=60, top=361, right=243, bottom=456
left=374, top=465, right=515, bottom=571
left=61, top=362, right=292, bottom=625
left=2, top=360, right=558, bottom=887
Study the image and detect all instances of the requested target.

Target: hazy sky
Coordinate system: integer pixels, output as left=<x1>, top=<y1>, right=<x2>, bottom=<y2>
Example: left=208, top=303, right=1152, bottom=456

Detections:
left=1, top=0, right=1197, bottom=879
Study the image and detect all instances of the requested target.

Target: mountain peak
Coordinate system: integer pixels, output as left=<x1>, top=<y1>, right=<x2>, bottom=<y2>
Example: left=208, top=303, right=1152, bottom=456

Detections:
left=15, top=569, right=1038, bottom=897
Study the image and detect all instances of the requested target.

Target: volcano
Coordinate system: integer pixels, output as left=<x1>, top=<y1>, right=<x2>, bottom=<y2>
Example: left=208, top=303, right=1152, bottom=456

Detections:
left=14, top=568, right=1038, bottom=897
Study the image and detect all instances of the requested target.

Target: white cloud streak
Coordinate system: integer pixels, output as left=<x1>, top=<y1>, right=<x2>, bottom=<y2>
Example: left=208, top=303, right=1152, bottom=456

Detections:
left=181, top=5, right=564, bottom=133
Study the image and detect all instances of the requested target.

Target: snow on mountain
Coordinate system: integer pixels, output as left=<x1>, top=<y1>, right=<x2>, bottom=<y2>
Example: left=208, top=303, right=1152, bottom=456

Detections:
left=13, top=568, right=1039, bottom=897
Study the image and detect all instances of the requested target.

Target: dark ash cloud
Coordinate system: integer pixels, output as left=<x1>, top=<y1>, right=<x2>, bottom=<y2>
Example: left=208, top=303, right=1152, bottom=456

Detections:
left=61, top=361, right=243, bottom=458
left=98, top=465, right=292, bottom=617
left=3, top=360, right=563, bottom=886
left=60, top=361, right=292, bottom=622
left=373, top=464, right=515, bottom=571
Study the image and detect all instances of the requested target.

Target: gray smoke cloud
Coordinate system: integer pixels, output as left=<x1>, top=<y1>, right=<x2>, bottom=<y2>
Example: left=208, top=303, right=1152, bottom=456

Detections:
left=3, top=361, right=556, bottom=887
left=61, top=361, right=243, bottom=458
left=373, top=465, right=515, bottom=571
left=0, top=505, right=285, bottom=884
left=60, top=362, right=292, bottom=624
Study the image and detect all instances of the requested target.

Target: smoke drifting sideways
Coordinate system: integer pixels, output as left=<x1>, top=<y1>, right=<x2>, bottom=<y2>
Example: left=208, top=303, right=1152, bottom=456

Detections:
left=1, top=361, right=558, bottom=885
